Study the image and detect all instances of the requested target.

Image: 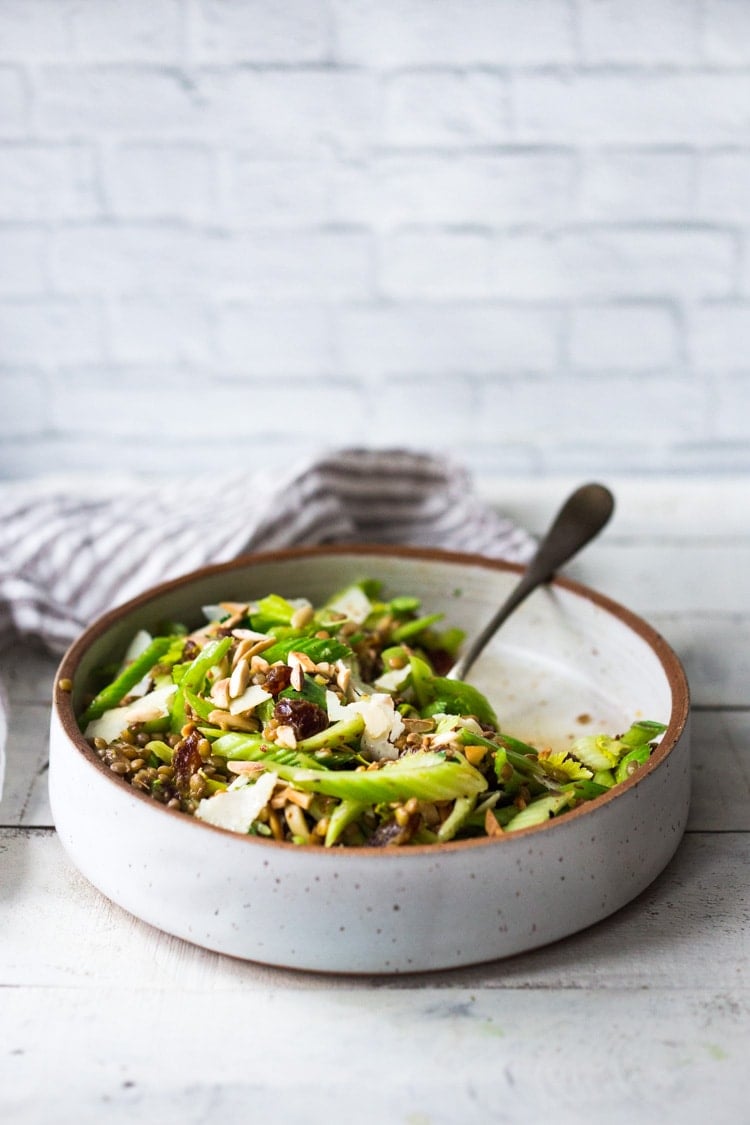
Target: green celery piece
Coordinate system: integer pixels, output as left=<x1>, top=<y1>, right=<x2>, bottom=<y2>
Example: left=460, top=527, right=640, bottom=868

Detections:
left=158, top=635, right=190, bottom=669
left=470, top=803, right=518, bottom=831
left=267, top=750, right=488, bottom=803
left=210, top=732, right=324, bottom=770
left=615, top=744, right=652, bottom=784
left=261, top=634, right=352, bottom=665
left=79, top=636, right=173, bottom=726
left=380, top=644, right=411, bottom=669
left=170, top=636, right=232, bottom=733
left=145, top=740, right=173, bottom=764
left=423, top=625, right=465, bottom=655
left=184, top=687, right=215, bottom=722
left=562, top=778, right=611, bottom=801
left=182, top=636, right=232, bottom=692
left=324, top=799, right=368, bottom=847
left=505, top=793, right=571, bottom=832
left=409, top=653, right=434, bottom=708
left=328, top=578, right=381, bottom=599
left=296, top=713, right=365, bottom=752
left=201, top=775, right=228, bottom=795
left=423, top=677, right=497, bottom=727
left=458, top=728, right=539, bottom=779
left=621, top=720, right=667, bottom=748
left=154, top=620, right=188, bottom=638
left=391, top=613, right=444, bottom=643
left=211, top=732, right=265, bottom=759
left=251, top=594, right=299, bottom=628
left=496, top=731, right=540, bottom=756
left=592, top=769, right=615, bottom=788
left=279, top=674, right=327, bottom=708
left=569, top=733, right=624, bottom=771
left=437, top=795, right=477, bottom=842
left=389, top=595, right=421, bottom=617
left=140, top=716, right=171, bottom=733
left=411, top=826, right=440, bottom=845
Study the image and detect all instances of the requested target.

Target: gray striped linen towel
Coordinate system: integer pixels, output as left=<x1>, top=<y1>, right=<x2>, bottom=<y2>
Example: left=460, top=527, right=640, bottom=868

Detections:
left=0, top=448, right=535, bottom=794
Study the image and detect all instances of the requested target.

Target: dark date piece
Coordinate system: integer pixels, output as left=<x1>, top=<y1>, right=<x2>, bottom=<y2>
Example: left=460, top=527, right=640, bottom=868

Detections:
left=273, top=698, right=328, bottom=740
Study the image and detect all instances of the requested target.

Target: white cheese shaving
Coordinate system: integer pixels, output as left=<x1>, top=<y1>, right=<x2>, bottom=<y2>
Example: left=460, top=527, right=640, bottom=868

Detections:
left=325, top=689, right=404, bottom=761
left=373, top=665, right=411, bottom=693
left=326, top=586, right=372, bottom=625
left=195, top=771, right=278, bottom=833
left=229, top=683, right=272, bottom=715
left=84, top=683, right=177, bottom=743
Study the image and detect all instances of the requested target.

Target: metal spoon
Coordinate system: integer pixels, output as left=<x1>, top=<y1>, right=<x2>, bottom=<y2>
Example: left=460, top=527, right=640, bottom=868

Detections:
left=446, top=482, right=615, bottom=682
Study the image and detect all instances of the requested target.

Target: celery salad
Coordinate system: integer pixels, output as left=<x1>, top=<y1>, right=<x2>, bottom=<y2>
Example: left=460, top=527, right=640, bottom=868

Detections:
left=78, top=581, right=666, bottom=847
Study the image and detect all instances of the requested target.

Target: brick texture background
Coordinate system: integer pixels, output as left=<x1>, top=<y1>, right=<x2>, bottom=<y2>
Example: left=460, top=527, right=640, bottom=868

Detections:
left=1, top=0, right=749, bottom=478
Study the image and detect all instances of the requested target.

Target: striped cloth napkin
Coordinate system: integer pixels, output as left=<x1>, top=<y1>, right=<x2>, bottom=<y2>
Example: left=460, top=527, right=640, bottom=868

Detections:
left=0, top=448, right=535, bottom=793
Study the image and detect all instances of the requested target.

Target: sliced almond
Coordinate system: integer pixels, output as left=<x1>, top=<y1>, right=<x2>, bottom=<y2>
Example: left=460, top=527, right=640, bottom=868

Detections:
left=210, top=677, right=231, bottom=711
left=232, top=628, right=270, bottom=641
left=245, top=637, right=276, bottom=660
left=290, top=604, right=314, bottom=629
left=208, top=709, right=260, bottom=733
left=484, top=809, right=504, bottom=837
left=274, top=724, right=298, bottom=750
left=335, top=662, right=351, bottom=695
left=289, top=650, right=316, bottom=673
left=282, top=787, right=314, bottom=810
left=228, top=658, right=250, bottom=700
left=227, top=761, right=266, bottom=775
left=290, top=663, right=304, bottom=692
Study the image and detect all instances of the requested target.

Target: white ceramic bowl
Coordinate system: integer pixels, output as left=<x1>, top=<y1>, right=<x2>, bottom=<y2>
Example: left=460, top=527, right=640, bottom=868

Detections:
left=49, top=547, right=690, bottom=974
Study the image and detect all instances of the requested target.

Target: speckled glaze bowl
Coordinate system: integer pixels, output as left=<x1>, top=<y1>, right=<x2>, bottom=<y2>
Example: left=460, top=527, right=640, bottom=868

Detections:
left=49, top=547, right=690, bottom=974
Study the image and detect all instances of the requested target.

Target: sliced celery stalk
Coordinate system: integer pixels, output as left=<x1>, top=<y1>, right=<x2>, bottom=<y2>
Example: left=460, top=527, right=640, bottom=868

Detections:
left=268, top=751, right=487, bottom=804
left=504, top=793, right=571, bottom=832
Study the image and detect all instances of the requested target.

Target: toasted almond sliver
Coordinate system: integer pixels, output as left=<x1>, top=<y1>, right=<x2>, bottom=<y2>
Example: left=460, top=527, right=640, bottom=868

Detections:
left=274, top=724, right=298, bottom=750
left=227, top=760, right=266, bottom=775
left=245, top=637, right=276, bottom=660
left=290, top=604, right=314, bottom=629
left=484, top=808, right=503, bottom=837
left=289, top=650, right=316, bottom=673
left=290, top=663, right=304, bottom=692
left=282, top=787, right=314, bottom=810
left=207, top=709, right=259, bottom=733
left=336, top=665, right=351, bottom=694
left=210, top=678, right=231, bottom=711
left=231, top=638, right=255, bottom=668
left=219, top=602, right=249, bottom=620
left=229, top=658, right=250, bottom=700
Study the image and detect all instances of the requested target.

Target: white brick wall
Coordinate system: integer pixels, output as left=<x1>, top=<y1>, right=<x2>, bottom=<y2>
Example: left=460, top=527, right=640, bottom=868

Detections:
left=1, top=0, right=749, bottom=478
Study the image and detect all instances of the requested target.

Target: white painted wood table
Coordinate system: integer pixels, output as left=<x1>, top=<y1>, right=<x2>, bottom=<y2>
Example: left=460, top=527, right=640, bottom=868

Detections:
left=2, top=477, right=748, bottom=1125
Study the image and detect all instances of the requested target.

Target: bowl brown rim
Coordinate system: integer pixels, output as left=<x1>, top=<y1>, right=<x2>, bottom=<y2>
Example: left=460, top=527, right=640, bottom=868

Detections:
left=53, top=544, right=691, bottom=857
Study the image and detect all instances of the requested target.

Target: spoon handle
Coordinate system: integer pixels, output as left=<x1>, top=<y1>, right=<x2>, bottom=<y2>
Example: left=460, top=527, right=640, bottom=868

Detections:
left=446, top=482, right=615, bottom=682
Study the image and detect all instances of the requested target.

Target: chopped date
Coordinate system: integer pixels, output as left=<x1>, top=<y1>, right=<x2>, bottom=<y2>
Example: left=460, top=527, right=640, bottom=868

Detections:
left=427, top=648, right=454, bottom=676
left=273, top=698, right=328, bottom=740
left=367, top=814, right=419, bottom=847
left=263, top=665, right=292, bottom=696
left=172, top=730, right=203, bottom=795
